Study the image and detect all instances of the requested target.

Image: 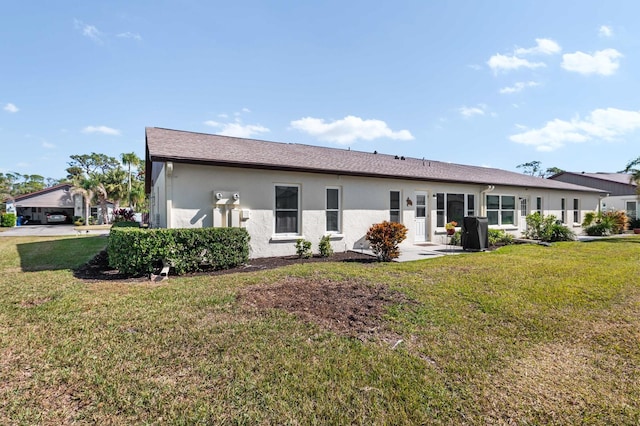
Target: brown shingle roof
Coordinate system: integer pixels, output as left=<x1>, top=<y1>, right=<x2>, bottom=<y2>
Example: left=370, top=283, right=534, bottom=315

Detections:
left=553, top=171, right=637, bottom=187
left=145, top=127, right=602, bottom=193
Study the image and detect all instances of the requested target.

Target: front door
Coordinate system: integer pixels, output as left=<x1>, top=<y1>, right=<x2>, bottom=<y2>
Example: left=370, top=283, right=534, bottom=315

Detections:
left=415, top=191, right=427, bottom=242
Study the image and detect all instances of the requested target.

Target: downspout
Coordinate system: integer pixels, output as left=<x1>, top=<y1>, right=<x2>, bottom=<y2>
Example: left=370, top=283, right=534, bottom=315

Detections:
left=479, top=185, right=495, bottom=216
left=166, top=161, right=173, bottom=228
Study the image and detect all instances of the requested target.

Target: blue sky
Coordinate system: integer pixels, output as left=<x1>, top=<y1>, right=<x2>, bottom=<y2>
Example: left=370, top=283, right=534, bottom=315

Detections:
left=2, top=1, right=639, bottom=180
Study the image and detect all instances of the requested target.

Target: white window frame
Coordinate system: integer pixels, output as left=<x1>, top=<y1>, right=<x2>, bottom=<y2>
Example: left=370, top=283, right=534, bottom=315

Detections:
left=486, top=194, right=516, bottom=227
left=325, top=187, right=341, bottom=233
left=390, top=190, right=401, bottom=223
left=533, top=196, right=543, bottom=216
left=274, top=184, right=300, bottom=236
left=436, top=192, right=475, bottom=228
left=561, top=198, right=566, bottom=224
left=626, top=200, right=638, bottom=220
left=572, top=198, right=580, bottom=224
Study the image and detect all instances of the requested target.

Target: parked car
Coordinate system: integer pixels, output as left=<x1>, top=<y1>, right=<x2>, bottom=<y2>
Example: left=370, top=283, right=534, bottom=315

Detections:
left=46, top=212, right=69, bottom=224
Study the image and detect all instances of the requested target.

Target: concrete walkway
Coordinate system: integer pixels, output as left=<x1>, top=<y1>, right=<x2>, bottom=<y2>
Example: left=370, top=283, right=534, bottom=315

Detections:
left=0, top=224, right=110, bottom=237
left=356, top=241, right=469, bottom=262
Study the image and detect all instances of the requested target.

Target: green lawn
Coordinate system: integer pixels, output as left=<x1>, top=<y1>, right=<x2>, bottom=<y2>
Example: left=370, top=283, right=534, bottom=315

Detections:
left=1, top=235, right=639, bottom=424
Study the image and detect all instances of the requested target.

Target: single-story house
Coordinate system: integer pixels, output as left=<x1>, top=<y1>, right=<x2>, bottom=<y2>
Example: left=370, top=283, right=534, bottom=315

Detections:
left=145, top=127, right=605, bottom=258
left=5, top=183, right=112, bottom=224
left=549, top=172, right=639, bottom=220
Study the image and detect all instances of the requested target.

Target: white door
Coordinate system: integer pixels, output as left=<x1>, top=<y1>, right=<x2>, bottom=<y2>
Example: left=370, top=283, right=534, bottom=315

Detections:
left=519, top=197, right=528, bottom=231
left=415, top=192, right=427, bottom=242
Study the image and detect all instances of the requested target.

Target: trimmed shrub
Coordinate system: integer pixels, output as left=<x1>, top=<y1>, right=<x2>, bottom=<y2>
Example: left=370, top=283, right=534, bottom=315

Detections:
left=107, top=227, right=250, bottom=275
left=488, top=228, right=515, bottom=246
left=582, top=210, right=628, bottom=236
left=295, top=238, right=312, bottom=258
left=451, top=229, right=513, bottom=247
left=111, top=221, right=140, bottom=228
left=1, top=213, right=16, bottom=227
left=365, top=221, right=408, bottom=262
left=523, top=212, right=574, bottom=242
left=318, top=235, right=334, bottom=257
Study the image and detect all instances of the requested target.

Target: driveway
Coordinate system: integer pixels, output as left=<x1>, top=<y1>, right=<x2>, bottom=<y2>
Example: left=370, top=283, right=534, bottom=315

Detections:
left=0, top=224, right=109, bottom=237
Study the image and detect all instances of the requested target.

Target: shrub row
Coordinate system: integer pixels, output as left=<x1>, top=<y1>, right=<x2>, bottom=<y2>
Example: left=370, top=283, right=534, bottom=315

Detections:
left=107, top=227, right=250, bottom=275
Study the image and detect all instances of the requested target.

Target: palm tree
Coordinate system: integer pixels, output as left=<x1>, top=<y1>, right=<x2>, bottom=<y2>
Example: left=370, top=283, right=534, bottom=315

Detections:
left=70, top=177, right=98, bottom=225
left=103, top=168, right=128, bottom=212
left=622, top=156, right=640, bottom=196
left=121, top=153, right=141, bottom=207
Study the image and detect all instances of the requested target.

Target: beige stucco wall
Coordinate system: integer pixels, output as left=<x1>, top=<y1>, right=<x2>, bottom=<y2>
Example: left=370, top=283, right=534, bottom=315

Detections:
left=150, top=162, right=604, bottom=258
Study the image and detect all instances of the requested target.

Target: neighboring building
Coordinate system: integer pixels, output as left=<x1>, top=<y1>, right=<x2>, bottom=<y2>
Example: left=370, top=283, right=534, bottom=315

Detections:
left=549, top=172, right=639, bottom=220
left=5, top=183, right=113, bottom=224
left=145, top=127, right=604, bottom=258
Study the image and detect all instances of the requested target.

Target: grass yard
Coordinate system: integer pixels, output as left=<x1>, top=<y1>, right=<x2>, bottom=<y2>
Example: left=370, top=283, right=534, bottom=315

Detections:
left=0, top=235, right=639, bottom=424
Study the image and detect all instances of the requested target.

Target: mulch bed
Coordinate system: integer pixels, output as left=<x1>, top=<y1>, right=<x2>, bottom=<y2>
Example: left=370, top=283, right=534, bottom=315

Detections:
left=74, top=250, right=378, bottom=282
left=240, top=277, right=415, bottom=342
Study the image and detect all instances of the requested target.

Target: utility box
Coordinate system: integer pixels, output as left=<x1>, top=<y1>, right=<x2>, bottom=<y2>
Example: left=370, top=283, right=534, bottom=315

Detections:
left=461, top=216, right=488, bottom=251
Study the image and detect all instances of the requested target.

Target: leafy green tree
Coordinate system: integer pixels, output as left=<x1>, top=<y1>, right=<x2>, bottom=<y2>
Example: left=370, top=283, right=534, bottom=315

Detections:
left=517, top=161, right=543, bottom=177
left=517, top=161, right=563, bottom=178
left=67, top=153, right=120, bottom=177
left=545, top=166, right=564, bottom=177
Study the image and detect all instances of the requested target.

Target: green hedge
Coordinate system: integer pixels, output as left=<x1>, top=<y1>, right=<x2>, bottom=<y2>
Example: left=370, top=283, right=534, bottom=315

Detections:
left=111, top=221, right=140, bottom=228
left=107, top=227, right=250, bottom=275
left=1, top=213, right=16, bottom=227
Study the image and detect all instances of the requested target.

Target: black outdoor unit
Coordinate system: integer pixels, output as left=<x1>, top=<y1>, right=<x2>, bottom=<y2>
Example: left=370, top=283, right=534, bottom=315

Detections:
left=461, top=216, right=488, bottom=251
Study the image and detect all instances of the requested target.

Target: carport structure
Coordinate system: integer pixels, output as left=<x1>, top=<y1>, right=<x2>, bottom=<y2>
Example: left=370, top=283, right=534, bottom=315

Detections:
left=7, top=184, right=80, bottom=224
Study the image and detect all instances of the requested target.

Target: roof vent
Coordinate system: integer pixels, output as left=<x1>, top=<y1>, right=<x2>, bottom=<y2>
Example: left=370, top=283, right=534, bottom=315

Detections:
left=394, top=155, right=399, bottom=159
left=373, top=150, right=377, bottom=154
left=401, top=156, right=405, bottom=160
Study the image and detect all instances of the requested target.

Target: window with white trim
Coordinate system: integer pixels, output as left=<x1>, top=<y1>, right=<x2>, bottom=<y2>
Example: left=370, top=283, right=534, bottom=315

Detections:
left=626, top=201, right=638, bottom=220
left=326, top=187, right=340, bottom=233
left=275, top=185, right=299, bottom=234
left=467, top=194, right=475, bottom=217
left=390, top=191, right=401, bottom=223
left=436, top=193, right=472, bottom=227
left=533, top=197, right=542, bottom=215
left=561, top=198, right=566, bottom=224
left=486, top=195, right=515, bottom=226
left=572, top=198, right=580, bottom=224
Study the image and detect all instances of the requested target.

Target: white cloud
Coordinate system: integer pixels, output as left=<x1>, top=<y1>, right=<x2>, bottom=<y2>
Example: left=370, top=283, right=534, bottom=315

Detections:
left=599, top=25, right=613, bottom=37
left=117, top=32, right=142, bottom=41
left=514, top=38, right=562, bottom=55
left=289, top=115, right=414, bottom=145
left=82, top=125, right=121, bottom=135
left=42, top=141, right=55, bottom=149
left=459, top=105, right=487, bottom=118
left=74, top=19, right=103, bottom=44
left=242, top=107, right=251, bottom=113
left=561, top=49, right=622, bottom=75
left=487, top=54, right=546, bottom=74
left=510, top=107, right=640, bottom=151
left=3, top=103, right=19, bottom=113
left=499, top=81, right=540, bottom=94
left=204, top=120, right=270, bottom=138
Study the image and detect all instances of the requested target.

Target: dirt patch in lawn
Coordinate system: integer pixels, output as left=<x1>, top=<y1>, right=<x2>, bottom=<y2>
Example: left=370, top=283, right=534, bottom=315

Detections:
left=240, top=276, right=415, bottom=343
left=74, top=250, right=378, bottom=282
